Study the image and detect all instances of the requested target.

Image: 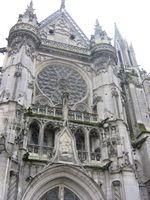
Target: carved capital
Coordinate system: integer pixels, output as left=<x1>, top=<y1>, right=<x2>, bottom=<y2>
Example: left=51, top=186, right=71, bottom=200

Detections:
left=112, top=180, right=121, bottom=187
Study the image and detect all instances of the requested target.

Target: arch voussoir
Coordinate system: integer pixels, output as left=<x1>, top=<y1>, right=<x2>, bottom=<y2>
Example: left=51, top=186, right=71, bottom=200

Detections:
left=21, top=164, right=106, bottom=200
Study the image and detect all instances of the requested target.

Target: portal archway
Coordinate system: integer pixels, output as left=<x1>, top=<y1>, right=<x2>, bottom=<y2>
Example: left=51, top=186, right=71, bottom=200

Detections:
left=21, top=164, right=105, bottom=200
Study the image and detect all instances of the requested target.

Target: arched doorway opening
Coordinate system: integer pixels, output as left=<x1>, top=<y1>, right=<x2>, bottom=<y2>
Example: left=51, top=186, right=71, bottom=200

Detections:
left=40, top=186, right=80, bottom=200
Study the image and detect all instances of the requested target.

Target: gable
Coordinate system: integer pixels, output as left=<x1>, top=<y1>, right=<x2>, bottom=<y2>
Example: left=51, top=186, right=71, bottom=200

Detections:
left=38, top=9, right=89, bottom=48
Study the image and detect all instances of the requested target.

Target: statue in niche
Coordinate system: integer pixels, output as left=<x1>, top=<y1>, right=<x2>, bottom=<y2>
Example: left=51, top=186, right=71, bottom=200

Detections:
left=60, top=133, right=72, bottom=155
left=122, top=152, right=131, bottom=167
left=108, top=139, right=117, bottom=158
left=62, top=92, right=69, bottom=127
left=25, top=40, right=36, bottom=61
left=58, top=130, right=74, bottom=162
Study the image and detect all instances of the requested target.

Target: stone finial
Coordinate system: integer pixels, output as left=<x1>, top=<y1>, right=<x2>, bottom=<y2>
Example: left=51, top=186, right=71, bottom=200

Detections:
left=60, top=0, right=66, bottom=11
left=93, top=19, right=111, bottom=45
left=95, top=19, right=102, bottom=35
left=62, top=92, right=69, bottom=127
left=24, top=1, right=34, bottom=16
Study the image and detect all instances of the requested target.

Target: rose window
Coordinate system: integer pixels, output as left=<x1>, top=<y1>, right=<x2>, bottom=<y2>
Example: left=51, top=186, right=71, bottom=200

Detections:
left=37, top=64, right=87, bottom=105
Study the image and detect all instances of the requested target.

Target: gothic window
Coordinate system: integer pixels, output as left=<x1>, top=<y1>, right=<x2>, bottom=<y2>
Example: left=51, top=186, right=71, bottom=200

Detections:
left=40, top=186, right=80, bottom=200
left=75, top=128, right=87, bottom=162
left=89, top=129, right=101, bottom=161
left=29, top=121, right=40, bottom=145
left=64, top=188, right=80, bottom=200
left=43, top=123, right=55, bottom=147
left=75, top=129, right=85, bottom=151
left=41, top=187, right=59, bottom=200
left=75, top=103, right=89, bottom=113
left=37, top=64, right=87, bottom=106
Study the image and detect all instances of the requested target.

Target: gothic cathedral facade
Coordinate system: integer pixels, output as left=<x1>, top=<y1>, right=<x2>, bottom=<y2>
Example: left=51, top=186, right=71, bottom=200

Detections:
left=0, top=1, right=150, bottom=200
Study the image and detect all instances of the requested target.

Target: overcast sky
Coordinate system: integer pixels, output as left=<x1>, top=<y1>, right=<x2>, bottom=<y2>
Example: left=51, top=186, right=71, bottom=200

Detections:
left=0, top=0, right=149, bottom=72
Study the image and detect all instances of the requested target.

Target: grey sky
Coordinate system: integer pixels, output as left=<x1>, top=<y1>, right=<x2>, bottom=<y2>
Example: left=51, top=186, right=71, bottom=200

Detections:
left=0, top=0, right=149, bottom=72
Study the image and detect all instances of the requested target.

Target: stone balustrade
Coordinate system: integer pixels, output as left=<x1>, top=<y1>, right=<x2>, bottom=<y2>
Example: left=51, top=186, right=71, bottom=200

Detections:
left=28, top=144, right=54, bottom=159
left=30, top=105, right=98, bottom=123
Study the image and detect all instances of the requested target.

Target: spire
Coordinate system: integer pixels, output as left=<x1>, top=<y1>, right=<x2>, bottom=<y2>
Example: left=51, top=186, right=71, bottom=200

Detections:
left=114, top=23, right=124, bottom=44
left=60, top=0, right=66, bottom=11
left=95, top=19, right=102, bottom=36
left=129, top=43, right=138, bottom=66
left=95, top=19, right=102, bottom=30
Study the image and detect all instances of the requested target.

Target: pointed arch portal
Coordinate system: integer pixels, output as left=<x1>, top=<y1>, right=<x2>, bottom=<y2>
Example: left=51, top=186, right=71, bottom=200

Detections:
left=21, top=164, right=105, bottom=200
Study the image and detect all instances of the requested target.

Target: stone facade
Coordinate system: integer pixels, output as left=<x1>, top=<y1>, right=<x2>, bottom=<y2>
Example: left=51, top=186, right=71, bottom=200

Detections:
left=0, top=1, right=150, bottom=200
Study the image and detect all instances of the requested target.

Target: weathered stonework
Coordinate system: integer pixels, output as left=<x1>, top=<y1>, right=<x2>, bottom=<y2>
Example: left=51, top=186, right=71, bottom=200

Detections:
left=0, top=1, right=149, bottom=200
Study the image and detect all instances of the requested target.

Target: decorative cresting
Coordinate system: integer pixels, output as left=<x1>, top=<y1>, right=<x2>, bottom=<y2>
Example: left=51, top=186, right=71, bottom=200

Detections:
left=21, top=164, right=106, bottom=200
left=37, top=64, right=87, bottom=105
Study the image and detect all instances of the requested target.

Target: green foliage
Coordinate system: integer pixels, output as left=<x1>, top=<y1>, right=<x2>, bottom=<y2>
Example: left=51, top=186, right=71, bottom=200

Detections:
left=138, top=123, right=146, bottom=132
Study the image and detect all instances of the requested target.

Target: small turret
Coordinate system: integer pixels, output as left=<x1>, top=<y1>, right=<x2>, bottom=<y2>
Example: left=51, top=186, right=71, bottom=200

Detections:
left=8, top=1, right=40, bottom=48
left=91, top=20, right=117, bottom=64
left=0, top=1, right=40, bottom=107
left=94, top=19, right=111, bottom=45
left=18, top=1, right=38, bottom=25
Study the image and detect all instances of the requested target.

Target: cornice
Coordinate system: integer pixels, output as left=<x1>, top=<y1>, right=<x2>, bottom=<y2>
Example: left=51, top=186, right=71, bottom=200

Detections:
left=40, top=39, right=90, bottom=55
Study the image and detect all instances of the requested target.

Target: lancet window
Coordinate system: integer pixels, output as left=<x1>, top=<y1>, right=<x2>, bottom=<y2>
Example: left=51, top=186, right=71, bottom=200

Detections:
left=89, top=129, right=101, bottom=161
left=75, top=128, right=85, bottom=151
left=28, top=121, right=40, bottom=154
left=29, top=121, right=40, bottom=145
left=43, top=123, right=55, bottom=147
left=75, top=128, right=87, bottom=162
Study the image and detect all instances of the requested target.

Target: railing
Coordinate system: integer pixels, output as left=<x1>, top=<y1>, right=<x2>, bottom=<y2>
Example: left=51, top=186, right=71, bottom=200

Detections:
left=28, top=144, right=40, bottom=154
left=42, top=146, right=54, bottom=158
left=27, top=144, right=54, bottom=159
left=27, top=144, right=101, bottom=162
left=30, top=105, right=98, bottom=123
left=90, top=152, right=101, bottom=161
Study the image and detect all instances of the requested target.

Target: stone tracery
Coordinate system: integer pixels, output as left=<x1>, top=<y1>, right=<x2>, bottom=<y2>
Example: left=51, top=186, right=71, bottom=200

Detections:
left=37, top=64, right=87, bottom=105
